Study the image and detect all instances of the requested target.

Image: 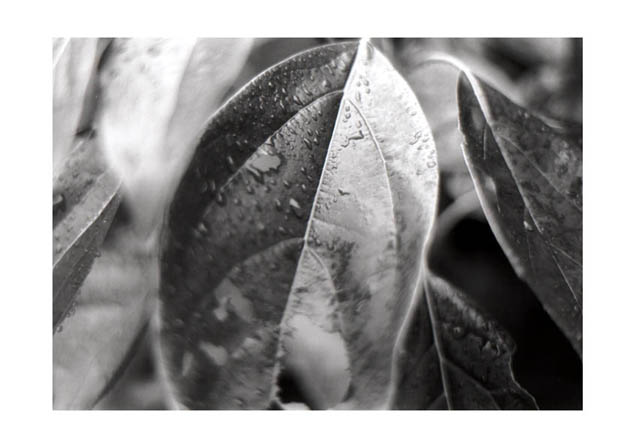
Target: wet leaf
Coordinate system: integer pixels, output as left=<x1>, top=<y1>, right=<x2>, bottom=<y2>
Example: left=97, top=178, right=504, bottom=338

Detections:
left=392, top=272, right=537, bottom=410
left=160, top=40, right=439, bottom=409
left=53, top=136, right=121, bottom=330
left=96, top=38, right=252, bottom=235
left=457, top=73, right=582, bottom=356
left=53, top=38, right=111, bottom=177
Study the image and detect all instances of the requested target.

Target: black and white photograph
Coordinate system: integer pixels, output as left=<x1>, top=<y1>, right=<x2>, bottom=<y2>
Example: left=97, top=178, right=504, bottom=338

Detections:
left=52, top=37, right=583, bottom=410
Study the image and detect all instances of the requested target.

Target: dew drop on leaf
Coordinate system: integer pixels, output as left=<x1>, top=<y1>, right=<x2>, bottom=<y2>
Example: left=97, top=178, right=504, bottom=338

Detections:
left=451, top=325, right=466, bottom=339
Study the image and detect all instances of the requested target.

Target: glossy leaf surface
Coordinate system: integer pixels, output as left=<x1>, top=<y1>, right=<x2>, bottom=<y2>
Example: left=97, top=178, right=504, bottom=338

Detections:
left=160, top=41, right=439, bottom=409
left=393, top=272, right=537, bottom=410
left=457, top=73, right=582, bottom=356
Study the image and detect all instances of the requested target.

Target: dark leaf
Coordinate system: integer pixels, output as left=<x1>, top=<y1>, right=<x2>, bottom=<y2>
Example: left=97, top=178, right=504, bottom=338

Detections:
left=160, top=40, right=439, bottom=409
left=457, top=73, right=582, bottom=356
left=427, top=192, right=581, bottom=409
left=392, top=272, right=537, bottom=410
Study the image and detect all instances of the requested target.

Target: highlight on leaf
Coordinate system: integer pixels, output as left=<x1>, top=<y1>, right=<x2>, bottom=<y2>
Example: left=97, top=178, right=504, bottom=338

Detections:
left=457, top=72, right=582, bottom=357
left=159, top=40, right=439, bottom=410
left=51, top=38, right=582, bottom=410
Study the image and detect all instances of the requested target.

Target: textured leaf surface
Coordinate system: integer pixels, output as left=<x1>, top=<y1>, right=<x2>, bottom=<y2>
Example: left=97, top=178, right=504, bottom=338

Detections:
left=160, top=41, right=439, bottom=409
left=457, top=73, right=582, bottom=356
left=53, top=136, right=121, bottom=330
left=393, top=272, right=537, bottom=410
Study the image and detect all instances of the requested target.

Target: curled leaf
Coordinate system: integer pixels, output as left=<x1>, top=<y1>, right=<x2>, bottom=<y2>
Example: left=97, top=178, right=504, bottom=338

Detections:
left=457, top=73, right=582, bottom=356
left=159, top=40, right=439, bottom=409
left=393, top=272, right=537, bottom=410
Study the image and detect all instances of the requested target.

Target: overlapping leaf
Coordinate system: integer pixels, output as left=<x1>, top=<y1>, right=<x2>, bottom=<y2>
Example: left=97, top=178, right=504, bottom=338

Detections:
left=159, top=40, right=439, bottom=409
left=392, top=272, right=537, bottom=410
left=53, top=38, right=111, bottom=177
left=53, top=38, right=252, bottom=408
left=457, top=73, right=582, bottom=356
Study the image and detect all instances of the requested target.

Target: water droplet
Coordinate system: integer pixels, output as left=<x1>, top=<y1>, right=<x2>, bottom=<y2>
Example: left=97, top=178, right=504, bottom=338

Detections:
left=409, top=130, right=423, bottom=145
left=355, top=91, right=361, bottom=102
left=337, top=188, right=350, bottom=196
left=289, top=198, right=303, bottom=219
left=292, top=95, right=302, bottom=105
left=300, top=183, right=308, bottom=193
left=278, top=226, right=287, bottom=235
left=226, top=155, right=235, bottom=171
left=451, top=325, right=466, bottom=339
left=53, top=192, right=65, bottom=215
left=283, top=180, right=292, bottom=189
left=275, top=199, right=283, bottom=210
left=524, top=220, right=534, bottom=231
left=343, top=130, right=364, bottom=147
left=482, top=340, right=501, bottom=358
left=426, top=160, right=437, bottom=168
left=215, top=192, right=226, bottom=206
left=197, top=222, right=208, bottom=235
left=246, top=184, right=255, bottom=194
